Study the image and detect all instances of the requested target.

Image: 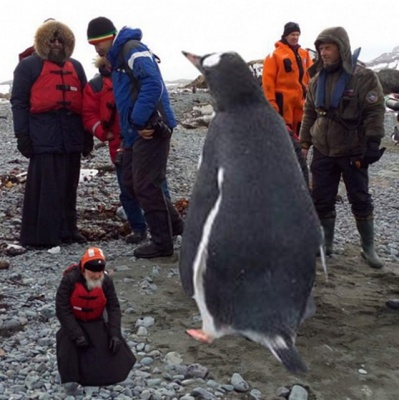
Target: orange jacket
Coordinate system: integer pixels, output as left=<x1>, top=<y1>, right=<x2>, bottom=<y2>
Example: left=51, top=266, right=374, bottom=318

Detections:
left=262, top=41, right=312, bottom=117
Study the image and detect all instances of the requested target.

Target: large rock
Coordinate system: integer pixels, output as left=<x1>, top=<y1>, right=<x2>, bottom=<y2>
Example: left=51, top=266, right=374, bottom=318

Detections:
left=376, top=69, right=399, bottom=94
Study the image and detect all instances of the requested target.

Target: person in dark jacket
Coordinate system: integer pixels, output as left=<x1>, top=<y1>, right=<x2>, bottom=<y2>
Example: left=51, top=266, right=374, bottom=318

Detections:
left=300, top=26, right=386, bottom=268
left=56, top=247, right=135, bottom=388
left=86, top=17, right=184, bottom=258
left=82, top=56, right=171, bottom=245
left=11, top=20, right=92, bottom=247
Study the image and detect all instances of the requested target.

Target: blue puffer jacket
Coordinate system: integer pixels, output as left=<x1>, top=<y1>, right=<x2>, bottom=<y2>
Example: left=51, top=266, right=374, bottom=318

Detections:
left=107, top=27, right=176, bottom=147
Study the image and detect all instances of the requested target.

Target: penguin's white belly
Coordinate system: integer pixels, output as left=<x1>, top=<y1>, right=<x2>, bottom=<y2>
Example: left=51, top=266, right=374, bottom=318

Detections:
left=191, top=167, right=227, bottom=338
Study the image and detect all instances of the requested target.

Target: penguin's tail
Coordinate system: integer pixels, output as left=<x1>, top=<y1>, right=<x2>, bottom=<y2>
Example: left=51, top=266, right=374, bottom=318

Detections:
left=243, top=330, right=308, bottom=375
left=269, top=342, right=308, bottom=375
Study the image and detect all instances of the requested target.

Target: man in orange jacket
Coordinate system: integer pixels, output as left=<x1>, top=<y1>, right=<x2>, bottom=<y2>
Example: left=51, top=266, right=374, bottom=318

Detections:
left=262, top=22, right=313, bottom=137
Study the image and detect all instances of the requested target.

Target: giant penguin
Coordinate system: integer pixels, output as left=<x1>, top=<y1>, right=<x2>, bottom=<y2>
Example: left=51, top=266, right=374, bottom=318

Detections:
left=179, top=51, right=322, bottom=374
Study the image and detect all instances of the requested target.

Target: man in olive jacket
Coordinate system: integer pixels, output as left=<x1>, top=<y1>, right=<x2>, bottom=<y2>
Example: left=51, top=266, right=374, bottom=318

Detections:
left=300, top=26, right=385, bottom=268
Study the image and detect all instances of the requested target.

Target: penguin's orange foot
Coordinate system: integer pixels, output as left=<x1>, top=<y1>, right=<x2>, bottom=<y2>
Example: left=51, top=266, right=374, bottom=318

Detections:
left=186, top=329, right=213, bottom=343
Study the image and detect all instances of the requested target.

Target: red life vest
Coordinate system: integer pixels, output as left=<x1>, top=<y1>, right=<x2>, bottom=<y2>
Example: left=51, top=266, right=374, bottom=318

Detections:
left=30, top=60, right=83, bottom=114
left=70, top=282, right=107, bottom=321
left=100, top=78, right=118, bottom=133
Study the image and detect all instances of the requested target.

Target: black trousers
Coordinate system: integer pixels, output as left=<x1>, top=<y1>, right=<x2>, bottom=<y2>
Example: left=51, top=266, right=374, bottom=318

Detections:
left=310, top=148, right=373, bottom=219
left=121, top=135, right=170, bottom=213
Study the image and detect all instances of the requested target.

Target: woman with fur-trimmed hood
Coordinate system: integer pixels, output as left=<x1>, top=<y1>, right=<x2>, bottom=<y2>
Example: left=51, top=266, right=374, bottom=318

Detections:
left=11, top=20, right=92, bottom=247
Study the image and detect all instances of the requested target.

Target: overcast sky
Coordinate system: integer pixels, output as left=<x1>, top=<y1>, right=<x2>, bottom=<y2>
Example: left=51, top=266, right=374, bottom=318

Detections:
left=1, top=0, right=398, bottom=84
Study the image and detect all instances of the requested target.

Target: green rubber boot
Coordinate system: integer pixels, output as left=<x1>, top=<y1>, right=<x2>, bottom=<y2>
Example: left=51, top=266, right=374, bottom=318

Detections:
left=355, top=218, right=383, bottom=269
left=320, top=218, right=335, bottom=256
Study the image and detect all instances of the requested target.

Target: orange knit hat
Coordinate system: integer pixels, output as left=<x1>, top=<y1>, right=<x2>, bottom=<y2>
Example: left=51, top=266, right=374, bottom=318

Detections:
left=80, top=247, right=106, bottom=272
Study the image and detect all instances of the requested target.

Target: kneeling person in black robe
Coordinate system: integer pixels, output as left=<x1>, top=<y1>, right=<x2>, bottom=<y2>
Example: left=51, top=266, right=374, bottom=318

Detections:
left=55, top=247, right=136, bottom=386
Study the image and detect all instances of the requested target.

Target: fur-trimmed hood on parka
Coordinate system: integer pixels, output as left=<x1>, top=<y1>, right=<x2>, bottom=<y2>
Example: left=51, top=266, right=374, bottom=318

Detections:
left=309, top=26, right=353, bottom=77
left=34, top=20, right=75, bottom=61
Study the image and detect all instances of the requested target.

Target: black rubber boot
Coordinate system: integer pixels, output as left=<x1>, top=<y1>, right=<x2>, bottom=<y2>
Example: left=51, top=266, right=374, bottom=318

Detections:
left=355, top=218, right=383, bottom=269
left=134, top=211, right=174, bottom=258
left=320, top=218, right=335, bottom=256
left=166, top=199, right=184, bottom=236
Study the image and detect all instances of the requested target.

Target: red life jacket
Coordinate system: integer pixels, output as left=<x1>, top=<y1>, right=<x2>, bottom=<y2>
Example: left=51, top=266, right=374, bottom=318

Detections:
left=70, top=282, right=107, bottom=321
left=89, top=74, right=118, bottom=131
left=30, top=60, right=83, bottom=114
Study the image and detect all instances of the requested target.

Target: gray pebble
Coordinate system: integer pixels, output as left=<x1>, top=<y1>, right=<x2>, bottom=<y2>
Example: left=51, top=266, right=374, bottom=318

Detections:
left=230, top=372, right=249, bottom=392
left=288, top=385, right=308, bottom=400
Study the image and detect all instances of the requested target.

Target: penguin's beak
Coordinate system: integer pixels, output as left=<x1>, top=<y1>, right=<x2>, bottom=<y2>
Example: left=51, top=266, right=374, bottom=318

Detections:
left=182, top=51, right=202, bottom=72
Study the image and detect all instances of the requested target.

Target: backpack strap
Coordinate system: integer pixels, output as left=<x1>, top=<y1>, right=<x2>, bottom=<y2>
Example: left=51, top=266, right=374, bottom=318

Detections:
left=117, top=40, right=142, bottom=102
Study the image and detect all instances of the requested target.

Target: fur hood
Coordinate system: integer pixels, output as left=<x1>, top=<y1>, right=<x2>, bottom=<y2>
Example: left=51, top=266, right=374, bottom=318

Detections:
left=34, top=20, right=75, bottom=61
left=94, top=55, right=108, bottom=69
left=309, top=26, right=353, bottom=76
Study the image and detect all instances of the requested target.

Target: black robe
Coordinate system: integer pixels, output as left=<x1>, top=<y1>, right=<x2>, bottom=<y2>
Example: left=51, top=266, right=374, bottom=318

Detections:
left=55, top=266, right=136, bottom=385
left=20, top=153, right=81, bottom=247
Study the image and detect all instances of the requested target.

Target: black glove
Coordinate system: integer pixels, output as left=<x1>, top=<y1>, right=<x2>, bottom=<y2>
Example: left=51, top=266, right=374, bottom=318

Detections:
left=75, top=336, right=89, bottom=348
left=109, top=336, right=122, bottom=354
left=82, top=131, right=94, bottom=157
left=16, top=135, right=33, bottom=158
left=364, top=138, right=386, bottom=165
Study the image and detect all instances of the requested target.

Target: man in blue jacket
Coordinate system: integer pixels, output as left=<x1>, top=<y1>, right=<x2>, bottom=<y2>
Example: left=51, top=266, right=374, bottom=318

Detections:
left=87, top=17, right=183, bottom=258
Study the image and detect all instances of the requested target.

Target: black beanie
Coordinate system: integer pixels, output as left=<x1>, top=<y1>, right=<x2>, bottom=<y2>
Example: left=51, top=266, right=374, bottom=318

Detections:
left=283, top=22, right=301, bottom=37
left=87, top=16, right=117, bottom=44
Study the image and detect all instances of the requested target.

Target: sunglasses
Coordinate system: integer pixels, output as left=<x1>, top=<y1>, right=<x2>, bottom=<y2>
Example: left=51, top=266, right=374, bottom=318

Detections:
left=50, top=37, right=64, bottom=44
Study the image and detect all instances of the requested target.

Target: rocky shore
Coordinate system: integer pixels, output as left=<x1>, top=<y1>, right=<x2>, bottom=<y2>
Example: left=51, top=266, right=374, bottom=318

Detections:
left=1, top=92, right=399, bottom=400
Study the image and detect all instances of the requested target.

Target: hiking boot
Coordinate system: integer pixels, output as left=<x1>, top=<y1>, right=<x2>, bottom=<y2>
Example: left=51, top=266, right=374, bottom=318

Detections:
left=134, top=242, right=173, bottom=258
left=134, top=211, right=173, bottom=259
left=126, top=231, right=147, bottom=244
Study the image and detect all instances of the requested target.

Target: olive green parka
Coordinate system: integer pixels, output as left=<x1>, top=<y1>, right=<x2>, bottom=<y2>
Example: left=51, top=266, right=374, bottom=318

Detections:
left=299, top=27, right=385, bottom=157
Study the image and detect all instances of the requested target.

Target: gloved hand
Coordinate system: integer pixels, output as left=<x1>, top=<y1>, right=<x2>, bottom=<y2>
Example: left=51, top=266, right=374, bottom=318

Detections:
left=16, top=135, right=33, bottom=158
left=82, top=131, right=94, bottom=157
left=75, top=336, right=89, bottom=348
left=109, top=336, right=122, bottom=354
left=364, top=138, right=386, bottom=165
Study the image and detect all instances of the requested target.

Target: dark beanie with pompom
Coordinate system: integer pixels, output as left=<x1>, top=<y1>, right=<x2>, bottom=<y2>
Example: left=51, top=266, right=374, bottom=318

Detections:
left=87, top=16, right=117, bottom=44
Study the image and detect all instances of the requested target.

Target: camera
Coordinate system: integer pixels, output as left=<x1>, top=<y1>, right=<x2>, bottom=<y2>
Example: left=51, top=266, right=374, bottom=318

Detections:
left=148, top=111, right=172, bottom=138
left=114, top=140, right=124, bottom=166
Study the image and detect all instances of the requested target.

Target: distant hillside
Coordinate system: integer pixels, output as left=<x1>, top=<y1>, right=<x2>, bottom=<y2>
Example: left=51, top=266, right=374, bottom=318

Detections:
left=365, top=46, right=399, bottom=93
left=165, top=79, right=192, bottom=88
left=366, top=46, right=399, bottom=71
